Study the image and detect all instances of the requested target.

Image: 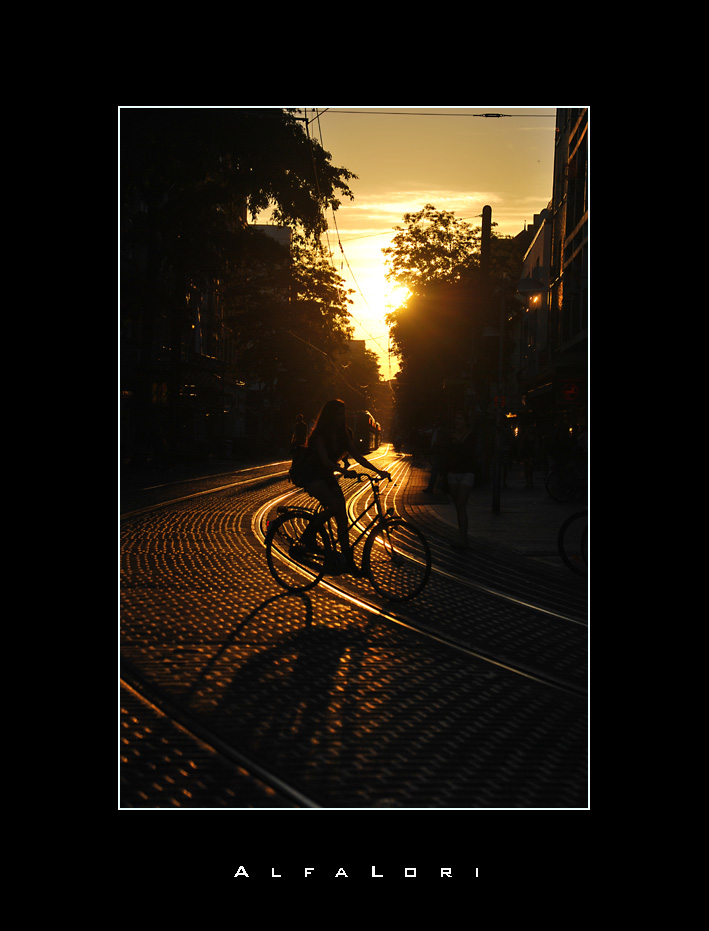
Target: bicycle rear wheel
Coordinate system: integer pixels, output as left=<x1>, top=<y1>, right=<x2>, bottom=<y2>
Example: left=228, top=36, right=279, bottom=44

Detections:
left=363, top=518, right=431, bottom=602
left=558, top=510, right=588, bottom=576
left=265, top=510, right=332, bottom=593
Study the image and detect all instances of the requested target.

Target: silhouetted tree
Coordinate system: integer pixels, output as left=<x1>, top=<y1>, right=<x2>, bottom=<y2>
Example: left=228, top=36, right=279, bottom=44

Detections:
left=224, top=231, right=358, bottom=437
left=383, top=205, right=525, bottom=435
left=382, top=204, right=481, bottom=293
left=121, top=108, right=357, bottom=461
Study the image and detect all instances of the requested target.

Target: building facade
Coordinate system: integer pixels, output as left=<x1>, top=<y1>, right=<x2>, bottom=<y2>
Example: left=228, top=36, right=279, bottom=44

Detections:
left=513, top=108, right=588, bottom=455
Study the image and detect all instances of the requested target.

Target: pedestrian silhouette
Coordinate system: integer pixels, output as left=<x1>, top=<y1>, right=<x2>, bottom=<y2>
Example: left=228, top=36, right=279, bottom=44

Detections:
left=291, top=414, right=308, bottom=449
left=424, top=421, right=449, bottom=493
left=442, top=411, right=479, bottom=549
left=498, top=421, right=512, bottom=487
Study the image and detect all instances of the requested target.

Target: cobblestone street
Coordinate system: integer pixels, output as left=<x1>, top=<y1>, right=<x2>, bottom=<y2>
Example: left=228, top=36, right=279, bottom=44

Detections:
left=120, top=448, right=588, bottom=809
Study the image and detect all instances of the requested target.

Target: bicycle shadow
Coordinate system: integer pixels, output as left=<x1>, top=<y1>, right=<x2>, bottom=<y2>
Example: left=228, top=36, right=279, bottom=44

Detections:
left=183, top=592, right=382, bottom=784
left=181, top=590, right=315, bottom=695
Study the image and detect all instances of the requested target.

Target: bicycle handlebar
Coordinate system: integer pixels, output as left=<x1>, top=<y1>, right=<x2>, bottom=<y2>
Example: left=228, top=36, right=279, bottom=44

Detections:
left=342, top=470, right=393, bottom=485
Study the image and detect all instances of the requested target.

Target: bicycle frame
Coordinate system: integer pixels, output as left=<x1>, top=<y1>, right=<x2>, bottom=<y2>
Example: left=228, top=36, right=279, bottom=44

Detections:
left=309, top=472, right=393, bottom=556
left=267, top=470, right=431, bottom=601
left=346, top=472, right=394, bottom=544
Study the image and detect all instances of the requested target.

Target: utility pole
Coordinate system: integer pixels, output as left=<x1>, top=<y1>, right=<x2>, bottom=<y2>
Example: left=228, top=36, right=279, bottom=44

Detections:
left=480, top=205, right=491, bottom=279
left=480, top=206, right=502, bottom=513
left=492, top=286, right=505, bottom=513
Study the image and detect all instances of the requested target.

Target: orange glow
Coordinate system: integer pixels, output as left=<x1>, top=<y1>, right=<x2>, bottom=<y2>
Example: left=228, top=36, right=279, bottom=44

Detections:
left=256, top=107, right=557, bottom=378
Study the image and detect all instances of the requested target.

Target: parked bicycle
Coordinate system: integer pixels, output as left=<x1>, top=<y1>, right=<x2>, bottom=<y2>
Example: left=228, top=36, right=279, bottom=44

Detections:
left=558, top=510, right=588, bottom=576
left=265, top=472, right=432, bottom=602
left=545, top=463, right=587, bottom=502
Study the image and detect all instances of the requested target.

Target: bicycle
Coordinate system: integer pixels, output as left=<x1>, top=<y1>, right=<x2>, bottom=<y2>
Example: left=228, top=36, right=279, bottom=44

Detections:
left=558, top=510, right=588, bottom=576
left=265, top=472, right=432, bottom=602
left=545, top=463, right=587, bottom=502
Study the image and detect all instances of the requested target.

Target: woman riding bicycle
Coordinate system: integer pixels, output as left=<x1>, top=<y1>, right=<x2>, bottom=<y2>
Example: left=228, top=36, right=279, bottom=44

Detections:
left=298, top=399, right=390, bottom=574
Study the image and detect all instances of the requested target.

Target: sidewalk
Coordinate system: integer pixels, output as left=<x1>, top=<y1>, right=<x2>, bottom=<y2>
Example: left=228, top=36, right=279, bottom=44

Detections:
left=404, top=460, right=587, bottom=572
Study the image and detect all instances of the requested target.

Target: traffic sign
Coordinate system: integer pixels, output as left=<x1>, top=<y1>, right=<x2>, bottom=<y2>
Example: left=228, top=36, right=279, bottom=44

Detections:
left=560, top=381, right=580, bottom=403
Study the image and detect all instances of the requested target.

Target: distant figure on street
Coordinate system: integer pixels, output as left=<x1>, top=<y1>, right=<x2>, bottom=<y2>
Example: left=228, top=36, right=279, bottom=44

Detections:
left=498, top=422, right=512, bottom=488
left=443, top=411, right=479, bottom=549
left=291, top=414, right=308, bottom=449
left=517, top=395, right=537, bottom=488
left=520, top=423, right=537, bottom=488
left=548, top=421, right=572, bottom=471
left=424, top=421, right=449, bottom=493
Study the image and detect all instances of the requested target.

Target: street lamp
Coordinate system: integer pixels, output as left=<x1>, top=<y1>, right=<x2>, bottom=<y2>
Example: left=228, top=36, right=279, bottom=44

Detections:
left=491, top=276, right=547, bottom=513
left=516, top=276, right=546, bottom=299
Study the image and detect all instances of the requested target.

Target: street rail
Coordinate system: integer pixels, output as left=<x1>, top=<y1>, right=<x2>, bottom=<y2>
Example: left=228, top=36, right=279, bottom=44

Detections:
left=120, top=447, right=588, bottom=808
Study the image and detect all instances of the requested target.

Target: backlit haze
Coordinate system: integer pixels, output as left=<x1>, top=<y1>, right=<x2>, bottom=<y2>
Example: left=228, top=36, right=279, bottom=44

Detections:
left=259, top=106, right=558, bottom=379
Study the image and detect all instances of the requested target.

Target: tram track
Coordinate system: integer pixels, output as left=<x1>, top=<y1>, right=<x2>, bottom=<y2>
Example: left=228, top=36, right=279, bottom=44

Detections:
left=120, top=448, right=588, bottom=808
left=247, top=452, right=584, bottom=623
left=120, top=670, right=322, bottom=808
left=350, top=456, right=586, bottom=626
left=248, top=450, right=586, bottom=693
left=122, top=449, right=587, bottom=697
left=121, top=462, right=291, bottom=519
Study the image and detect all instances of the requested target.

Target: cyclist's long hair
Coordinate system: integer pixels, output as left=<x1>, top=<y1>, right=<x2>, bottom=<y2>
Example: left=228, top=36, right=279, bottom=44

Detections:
left=308, top=399, right=352, bottom=457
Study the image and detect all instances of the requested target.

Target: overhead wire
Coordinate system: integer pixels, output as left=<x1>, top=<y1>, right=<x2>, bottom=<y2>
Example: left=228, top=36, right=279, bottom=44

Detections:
left=309, top=109, right=555, bottom=119
left=339, top=213, right=484, bottom=244
left=310, top=108, right=395, bottom=377
left=278, top=108, right=384, bottom=400
left=302, top=107, right=545, bottom=375
left=296, top=107, right=558, bottom=382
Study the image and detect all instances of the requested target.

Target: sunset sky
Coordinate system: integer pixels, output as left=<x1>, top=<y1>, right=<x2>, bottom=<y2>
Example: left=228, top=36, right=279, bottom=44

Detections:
left=283, top=106, right=559, bottom=378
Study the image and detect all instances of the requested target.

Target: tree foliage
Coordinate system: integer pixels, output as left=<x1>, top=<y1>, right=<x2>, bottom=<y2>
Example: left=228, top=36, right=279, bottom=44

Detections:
left=121, top=107, right=356, bottom=244
left=120, top=107, right=366, bottom=457
left=382, top=204, right=525, bottom=433
left=223, top=230, right=357, bottom=414
left=383, top=206, right=485, bottom=374
left=121, top=107, right=358, bottom=311
left=382, top=204, right=481, bottom=294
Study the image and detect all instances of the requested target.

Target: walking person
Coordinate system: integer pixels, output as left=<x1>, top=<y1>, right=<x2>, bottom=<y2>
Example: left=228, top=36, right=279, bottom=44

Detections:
left=520, top=422, right=537, bottom=488
left=291, top=413, right=308, bottom=449
left=424, top=421, right=449, bottom=493
left=296, top=399, right=390, bottom=574
left=498, top=421, right=512, bottom=488
left=444, top=411, right=479, bottom=550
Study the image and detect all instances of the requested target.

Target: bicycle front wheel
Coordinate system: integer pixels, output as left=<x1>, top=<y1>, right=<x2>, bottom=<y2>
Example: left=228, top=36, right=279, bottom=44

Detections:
left=265, top=510, right=332, bottom=593
left=558, top=510, right=588, bottom=576
left=363, top=518, right=431, bottom=602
